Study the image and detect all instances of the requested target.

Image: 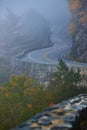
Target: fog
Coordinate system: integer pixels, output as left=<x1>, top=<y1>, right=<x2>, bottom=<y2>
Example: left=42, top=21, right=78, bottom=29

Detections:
left=0, top=0, right=70, bottom=54
left=0, top=0, right=70, bottom=24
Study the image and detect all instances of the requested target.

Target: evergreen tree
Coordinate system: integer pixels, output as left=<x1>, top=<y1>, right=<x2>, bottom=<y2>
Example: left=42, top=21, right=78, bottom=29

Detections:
left=52, top=59, right=82, bottom=87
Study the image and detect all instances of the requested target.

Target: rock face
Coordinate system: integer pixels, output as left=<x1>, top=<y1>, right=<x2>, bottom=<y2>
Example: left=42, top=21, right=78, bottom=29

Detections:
left=69, top=0, right=87, bottom=62
left=12, top=94, right=87, bottom=130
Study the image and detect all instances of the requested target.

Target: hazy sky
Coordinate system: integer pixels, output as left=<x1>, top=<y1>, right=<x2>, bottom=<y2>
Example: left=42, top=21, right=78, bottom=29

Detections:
left=0, top=0, right=71, bottom=51
left=0, top=0, right=70, bottom=24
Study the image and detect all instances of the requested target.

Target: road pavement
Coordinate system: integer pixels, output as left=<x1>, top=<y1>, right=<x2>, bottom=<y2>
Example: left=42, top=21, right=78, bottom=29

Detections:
left=20, top=36, right=87, bottom=67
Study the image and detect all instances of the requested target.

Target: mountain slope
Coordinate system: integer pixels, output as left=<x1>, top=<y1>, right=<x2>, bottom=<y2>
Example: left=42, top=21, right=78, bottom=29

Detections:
left=69, top=0, right=87, bottom=62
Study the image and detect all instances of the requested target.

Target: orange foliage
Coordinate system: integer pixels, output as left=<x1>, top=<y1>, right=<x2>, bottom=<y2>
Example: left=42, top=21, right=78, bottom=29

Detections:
left=27, top=104, right=32, bottom=109
left=48, top=102, right=54, bottom=107
left=79, top=16, right=87, bottom=24
left=69, top=0, right=81, bottom=11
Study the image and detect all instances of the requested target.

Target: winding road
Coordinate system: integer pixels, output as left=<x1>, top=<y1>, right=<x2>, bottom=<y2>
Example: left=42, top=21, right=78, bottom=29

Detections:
left=20, top=36, right=87, bottom=68
left=21, top=36, right=67, bottom=65
left=21, top=43, right=67, bottom=65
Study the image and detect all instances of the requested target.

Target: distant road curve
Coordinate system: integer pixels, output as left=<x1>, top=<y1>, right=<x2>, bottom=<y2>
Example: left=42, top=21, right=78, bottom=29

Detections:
left=20, top=37, right=87, bottom=68
left=59, top=44, right=87, bottom=68
left=21, top=38, right=67, bottom=65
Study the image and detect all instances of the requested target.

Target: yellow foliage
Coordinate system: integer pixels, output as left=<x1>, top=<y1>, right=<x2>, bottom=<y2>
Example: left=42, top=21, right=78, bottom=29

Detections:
left=27, top=104, right=32, bottom=109
left=24, top=78, right=32, bottom=88
left=0, top=74, right=54, bottom=130
left=28, top=87, right=41, bottom=96
left=79, top=16, right=87, bottom=24
left=23, top=90, right=27, bottom=96
left=5, top=93, right=9, bottom=98
left=69, top=22, right=76, bottom=33
left=29, top=87, right=36, bottom=95
left=23, top=89, right=29, bottom=96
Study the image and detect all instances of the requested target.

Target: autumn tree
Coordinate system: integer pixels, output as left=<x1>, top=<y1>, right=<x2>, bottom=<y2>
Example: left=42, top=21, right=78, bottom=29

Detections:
left=0, top=74, right=53, bottom=130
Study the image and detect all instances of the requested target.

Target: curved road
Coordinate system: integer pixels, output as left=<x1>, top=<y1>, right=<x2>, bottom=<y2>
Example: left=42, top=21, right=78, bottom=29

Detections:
left=21, top=37, right=67, bottom=65
left=20, top=36, right=87, bottom=68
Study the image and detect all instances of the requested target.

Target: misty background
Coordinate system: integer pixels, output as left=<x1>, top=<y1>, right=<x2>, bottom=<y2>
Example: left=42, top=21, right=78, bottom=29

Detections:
left=0, top=0, right=70, bottom=55
left=0, top=0, right=71, bottom=84
left=0, top=0, right=70, bottom=22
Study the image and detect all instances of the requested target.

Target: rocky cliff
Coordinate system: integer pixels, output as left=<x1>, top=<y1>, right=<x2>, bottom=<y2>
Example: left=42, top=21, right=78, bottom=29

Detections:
left=69, top=0, right=87, bottom=62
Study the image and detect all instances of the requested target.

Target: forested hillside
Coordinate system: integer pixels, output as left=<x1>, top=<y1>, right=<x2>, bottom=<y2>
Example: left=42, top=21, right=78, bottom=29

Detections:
left=68, top=0, right=87, bottom=62
left=0, top=60, right=87, bottom=130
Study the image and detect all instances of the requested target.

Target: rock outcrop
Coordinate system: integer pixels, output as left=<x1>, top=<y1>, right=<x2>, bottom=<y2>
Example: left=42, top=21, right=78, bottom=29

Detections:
left=12, top=94, right=87, bottom=130
left=69, top=0, right=87, bottom=62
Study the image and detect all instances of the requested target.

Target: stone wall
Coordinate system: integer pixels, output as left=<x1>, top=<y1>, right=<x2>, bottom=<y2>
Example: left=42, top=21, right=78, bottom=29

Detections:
left=12, top=94, right=87, bottom=130
left=11, top=58, right=87, bottom=86
left=11, top=58, right=56, bottom=82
